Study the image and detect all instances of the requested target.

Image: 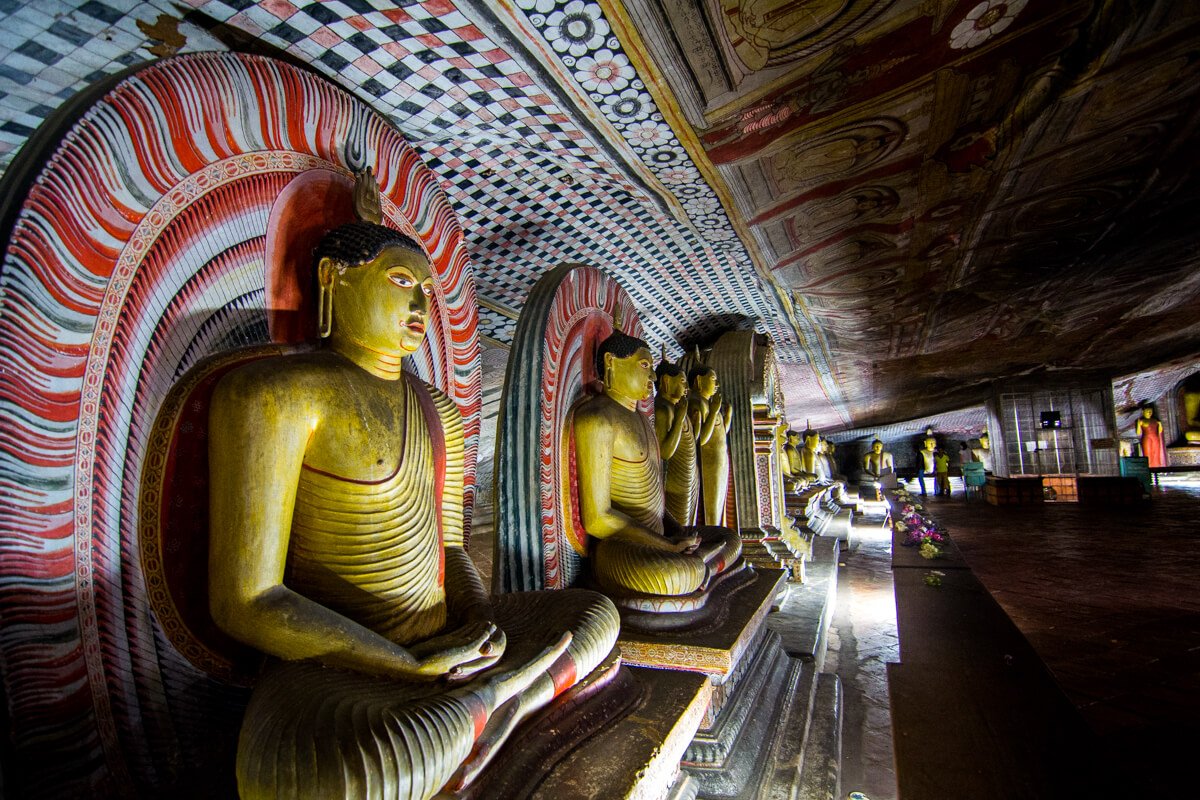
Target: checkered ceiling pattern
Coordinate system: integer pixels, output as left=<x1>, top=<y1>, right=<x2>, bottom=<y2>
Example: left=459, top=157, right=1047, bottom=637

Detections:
left=0, top=0, right=817, bottom=407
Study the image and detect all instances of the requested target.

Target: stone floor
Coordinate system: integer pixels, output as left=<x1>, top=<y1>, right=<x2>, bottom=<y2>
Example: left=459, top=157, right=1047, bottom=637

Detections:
left=826, top=511, right=899, bottom=800
left=915, top=478, right=1200, bottom=796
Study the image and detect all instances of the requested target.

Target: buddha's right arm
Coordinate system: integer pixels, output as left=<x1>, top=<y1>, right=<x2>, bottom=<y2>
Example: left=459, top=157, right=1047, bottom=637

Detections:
left=206, top=371, right=484, bottom=680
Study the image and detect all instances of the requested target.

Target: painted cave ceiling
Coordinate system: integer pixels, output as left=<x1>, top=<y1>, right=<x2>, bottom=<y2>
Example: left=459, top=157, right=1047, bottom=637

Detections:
left=2, top=0, right=1199, bottom=431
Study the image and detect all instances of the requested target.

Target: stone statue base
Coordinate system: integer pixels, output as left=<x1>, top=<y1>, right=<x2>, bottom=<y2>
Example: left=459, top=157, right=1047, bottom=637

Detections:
left=1167, top=445, right=1200, bottom=467
left=464, top=654, right=711, bottom=800
left=614, top=568, right=839, bottom=799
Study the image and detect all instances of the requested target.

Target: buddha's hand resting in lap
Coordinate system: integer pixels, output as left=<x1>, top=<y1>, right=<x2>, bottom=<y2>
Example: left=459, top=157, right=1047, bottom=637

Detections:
left=407, top=619, right=506, bottom=681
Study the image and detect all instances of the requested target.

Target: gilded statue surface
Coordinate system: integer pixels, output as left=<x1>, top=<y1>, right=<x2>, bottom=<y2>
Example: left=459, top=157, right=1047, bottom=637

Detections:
left=971, top=430, right=994, bottom=472
left=862, top=439, right=894, bottom=480
left=656, top=356, right=700, bottom=527
left=1185, top=385, right=1200, bottom=444
left=573, top=332, right=741, bottom=598
left=689, top=364, right=734, bottom=526
left=207, top=188, right=618, bottom=800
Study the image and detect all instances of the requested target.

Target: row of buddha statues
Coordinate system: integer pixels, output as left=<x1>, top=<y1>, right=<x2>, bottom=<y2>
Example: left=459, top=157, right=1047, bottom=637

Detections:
left=779, top=426, right=844, bottom=492
left=201, top=173, right=756, bottom=798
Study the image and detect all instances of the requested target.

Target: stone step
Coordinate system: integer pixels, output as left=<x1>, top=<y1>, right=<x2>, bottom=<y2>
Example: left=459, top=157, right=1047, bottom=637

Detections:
left=767, top=536, right=840, bottom=668
left=796, top=673, right=843, bottom=800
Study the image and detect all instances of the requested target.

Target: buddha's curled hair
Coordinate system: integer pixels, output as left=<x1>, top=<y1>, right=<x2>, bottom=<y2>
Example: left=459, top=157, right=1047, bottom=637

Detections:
left=315, top=221, right=426, bottom=268
left=655, top=360, right=685, bottom=381
left=595, top=330, right=650, bottom=375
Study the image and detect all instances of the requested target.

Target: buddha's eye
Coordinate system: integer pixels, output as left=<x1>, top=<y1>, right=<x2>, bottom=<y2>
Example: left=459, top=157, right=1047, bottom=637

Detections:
left=389, top=273, right=415, bottom=288
left=421, top=282, right=434, bottom=297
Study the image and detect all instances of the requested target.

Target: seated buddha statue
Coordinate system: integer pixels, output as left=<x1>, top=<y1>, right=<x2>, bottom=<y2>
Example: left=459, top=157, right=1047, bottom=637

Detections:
left=1185, top=385, right=1200, bottom=444
left=573, top=332, right=741, bottom=598
left=782, top=429, right=809, bottom=489
left=688, top=363, right=734, bottom=526
left=208, top=207, right=619, bottom=800
left=862, top=439, right=895, bottom=482
left=800, top=427, right=825, bottom=483
left=655, top=353, right=699, bottom=527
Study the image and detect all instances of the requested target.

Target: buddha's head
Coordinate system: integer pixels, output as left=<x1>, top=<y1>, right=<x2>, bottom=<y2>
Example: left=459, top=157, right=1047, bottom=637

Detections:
left=804, top=428, right=819, bottom=450
left=597, top=331, right=655, bottom=404
left=979, top=430, right=990, bottom=449
left=688, top=366, right=719, bottom=399
left=923, top=435, right=937, bottom=451
left=655, top=359, right=688, bottom=404
left=786, top=429, right=801, bottom=446
left=1141, top=406, right=1155, bottom=420
left=316, top=222, right=432, bottom=356
left=871, top=439, right=884, bottom=455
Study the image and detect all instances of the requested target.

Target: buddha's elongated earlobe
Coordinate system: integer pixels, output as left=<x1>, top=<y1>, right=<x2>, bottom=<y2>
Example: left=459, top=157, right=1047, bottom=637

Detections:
left=318, top=283, right=333, bottom=338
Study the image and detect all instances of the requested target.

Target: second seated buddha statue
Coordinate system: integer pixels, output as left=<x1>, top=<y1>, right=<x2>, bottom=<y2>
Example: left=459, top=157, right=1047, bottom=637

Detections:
left=207, top=177, right=619, bottom=800
left=573, top=332, right=742, bottom=599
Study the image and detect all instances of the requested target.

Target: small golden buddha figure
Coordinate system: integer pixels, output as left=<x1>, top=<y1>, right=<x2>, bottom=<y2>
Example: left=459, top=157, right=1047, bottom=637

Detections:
left=917, top=432, right=937, bottom=496
left=819, top=437, right=841, bottom=482
left=655, top=353, right=699, bottom=527
left=574, top=332, right=741, bottom=597
left=782, top=429, right=808, bottom=487
left=688, top=364, right=734, bottom=526
left=1135, top=405, right=1168, bottom=468
left=862, top=439, right=894, bottom=481
left=208, top=199, right=618, bottom=799
left=1185, top=386, right=1200, bottom=444
left=971, top=429, right=994, bottom=473
left=800, top=427, right=824, bottom=482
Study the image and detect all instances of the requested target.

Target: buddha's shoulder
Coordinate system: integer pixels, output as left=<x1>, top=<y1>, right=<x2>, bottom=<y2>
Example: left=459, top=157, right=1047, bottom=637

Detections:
left=212, top=351, right=362, bottom=405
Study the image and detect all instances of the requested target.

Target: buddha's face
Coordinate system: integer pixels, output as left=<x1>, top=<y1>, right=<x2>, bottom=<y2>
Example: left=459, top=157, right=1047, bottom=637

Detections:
left=325, top=245, right=434, bottom=355
left=657, top=371, right=688, bottom=403
left=923, top=436, right=936, bottom=450
left=787, top=431, right=800, bottom=446
left=692, top=369, right=718, bottom=398
left=607, top=346, right=656, bottom=402
left=1142, top=407, right=1153, bottom=420
left=805, top=432, right=819, bottom=450
left=872, top=441, right=883, bottom=455
left=979, top=432, right=989, bottom=449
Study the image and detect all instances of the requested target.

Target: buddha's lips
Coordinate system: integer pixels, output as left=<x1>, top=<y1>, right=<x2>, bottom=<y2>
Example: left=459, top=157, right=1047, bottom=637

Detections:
left=404, top=319, right=426, bottom=334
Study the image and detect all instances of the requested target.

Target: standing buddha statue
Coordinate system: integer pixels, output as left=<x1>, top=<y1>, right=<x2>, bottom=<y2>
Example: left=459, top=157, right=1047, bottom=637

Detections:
left=207, top=174, right=619, bottom=800
left=688, top=362, right=734, bottom=526
left=655, top=351, right=699, bottom=527
left=1135, top=405, right=1168, bottom=468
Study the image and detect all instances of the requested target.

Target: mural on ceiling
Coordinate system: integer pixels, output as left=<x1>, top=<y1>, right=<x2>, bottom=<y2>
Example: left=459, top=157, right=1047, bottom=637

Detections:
left=625, top=0, right=1200, bottom=427
left=0, top=0, right=824, bottom=419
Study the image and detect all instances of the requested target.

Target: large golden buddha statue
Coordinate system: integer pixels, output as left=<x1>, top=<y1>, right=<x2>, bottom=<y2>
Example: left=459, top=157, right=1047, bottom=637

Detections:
left=656, top=353, right=699, bottom=527
left=688, top=363, right=734, bottom=525
left=574, top=332, right=741, bottom=598
left=208, top=197, right=618, bottom=799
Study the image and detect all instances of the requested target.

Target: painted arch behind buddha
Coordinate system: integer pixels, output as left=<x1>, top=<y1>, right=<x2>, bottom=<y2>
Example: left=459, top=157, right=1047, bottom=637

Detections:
left=0, top=53, right=480, bottom=796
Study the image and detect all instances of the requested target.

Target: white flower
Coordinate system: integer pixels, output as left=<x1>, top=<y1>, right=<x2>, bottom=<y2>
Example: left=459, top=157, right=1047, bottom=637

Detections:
left=624, top=119, right=674, bottom=149
left=545, top=1, right=610, bottom=57
left=601, top=87, right=650, bottom=121
left=682, top=194, right=720, bottom=215
left=949, top=0, right=1027, bottom=50
left=575, top=49, right=634, bottom=94
left=657, top=165, right=700, bottom=184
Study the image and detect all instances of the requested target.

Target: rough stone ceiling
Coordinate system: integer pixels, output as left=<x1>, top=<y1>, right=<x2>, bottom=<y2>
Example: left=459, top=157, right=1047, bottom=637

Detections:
left=627, top=0, right=1200, bottom=428
left=2, top=1, right=1199, bottom=432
